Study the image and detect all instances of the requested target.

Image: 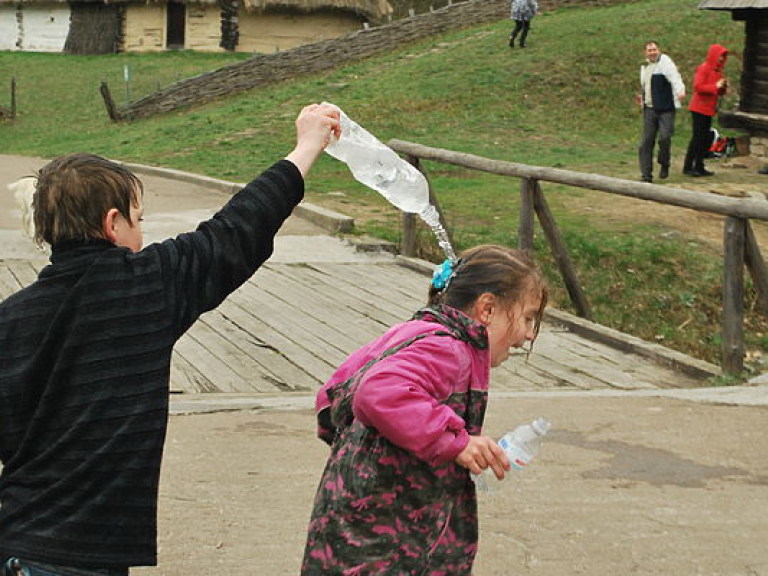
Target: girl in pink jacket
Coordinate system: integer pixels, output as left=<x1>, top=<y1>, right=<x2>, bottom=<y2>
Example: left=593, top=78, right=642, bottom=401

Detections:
left=683, top=44, right=730, bottom=177
left=302, top=244, right=548, bottom=575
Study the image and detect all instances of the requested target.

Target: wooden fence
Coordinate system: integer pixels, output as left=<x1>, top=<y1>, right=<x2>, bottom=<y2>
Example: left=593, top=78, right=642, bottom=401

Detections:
left=0, top=78, right=16, bottom=120
left=388, top=138, right=768, bottom=375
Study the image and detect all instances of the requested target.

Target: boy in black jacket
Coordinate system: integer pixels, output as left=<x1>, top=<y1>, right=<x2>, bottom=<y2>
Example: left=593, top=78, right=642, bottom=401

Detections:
left=0, top=103, right=340, bottom=576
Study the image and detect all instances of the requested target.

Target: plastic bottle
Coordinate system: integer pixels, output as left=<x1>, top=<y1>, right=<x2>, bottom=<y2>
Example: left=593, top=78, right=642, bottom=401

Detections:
left=472, top=417, right=551, bottom=493
left=322, top=102, right=456, bottom=261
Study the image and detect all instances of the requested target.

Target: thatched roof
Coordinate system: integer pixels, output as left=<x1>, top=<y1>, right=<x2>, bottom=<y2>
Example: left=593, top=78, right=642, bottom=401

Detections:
left=242, top=0, right=392, bottom=17
left=3, top=0, right=393, bottom=19
left=699, top=0, right=768, bottom=9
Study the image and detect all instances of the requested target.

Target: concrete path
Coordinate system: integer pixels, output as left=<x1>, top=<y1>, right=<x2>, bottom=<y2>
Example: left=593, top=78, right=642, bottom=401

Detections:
left=132, top=393, right=768, bottom=576
left=0, top=154, right=360, bottom=262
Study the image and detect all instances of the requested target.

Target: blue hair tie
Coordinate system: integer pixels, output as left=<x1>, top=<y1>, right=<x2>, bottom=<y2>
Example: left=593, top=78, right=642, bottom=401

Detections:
left=431, top=258, right=457, bottom=290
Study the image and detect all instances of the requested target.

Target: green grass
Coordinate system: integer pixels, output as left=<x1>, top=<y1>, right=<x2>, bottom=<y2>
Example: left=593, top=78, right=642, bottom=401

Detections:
left=1, top=0, right=763, bottom=375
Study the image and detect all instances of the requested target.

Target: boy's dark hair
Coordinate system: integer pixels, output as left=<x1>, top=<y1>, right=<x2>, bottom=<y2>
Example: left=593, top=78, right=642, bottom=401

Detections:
left=33, top=153, right=144, bottom=247
left=428, top=244, right=548, bottom=338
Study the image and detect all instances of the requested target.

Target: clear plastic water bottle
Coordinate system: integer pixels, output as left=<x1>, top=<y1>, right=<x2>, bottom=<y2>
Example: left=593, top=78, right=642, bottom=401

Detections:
left=323, top=102, right=431, bottom=216
left=322, top=102, right=456, bottom=261
left=473, top=417, right=551, bottom=493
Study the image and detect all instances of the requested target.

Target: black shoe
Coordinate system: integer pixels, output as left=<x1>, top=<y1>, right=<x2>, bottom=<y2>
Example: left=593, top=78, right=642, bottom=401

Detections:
left=698, top=168, right=715, bottom=176
left=659, top=166, right=669, bottom=179
left=641, top=175, right=653, bottom=183
left=684, top=169, right=704, bottom=177
left=759, top=165, right=768, bottom=175
left=520, top=43, right=526, bottom=48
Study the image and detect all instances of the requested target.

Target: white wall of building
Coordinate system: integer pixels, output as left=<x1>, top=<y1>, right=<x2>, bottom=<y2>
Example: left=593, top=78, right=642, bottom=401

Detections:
left=17, top=6, right=70, bottom=52
left=0, top=7, right=20, bottom=50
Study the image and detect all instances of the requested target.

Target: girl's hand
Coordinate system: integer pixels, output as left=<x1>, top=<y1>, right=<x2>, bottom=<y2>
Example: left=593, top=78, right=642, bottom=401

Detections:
left=454, top=435, right=510, bottom=479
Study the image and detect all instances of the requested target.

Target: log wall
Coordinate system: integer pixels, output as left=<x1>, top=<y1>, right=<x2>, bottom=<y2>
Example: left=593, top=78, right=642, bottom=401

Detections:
left=236, top=9, right=363, bottom=54
left=186, top=4, right=224, bottom=52
left=123, top=4, right=166, bottom=51
left=741, top=13, right=768, bottom=116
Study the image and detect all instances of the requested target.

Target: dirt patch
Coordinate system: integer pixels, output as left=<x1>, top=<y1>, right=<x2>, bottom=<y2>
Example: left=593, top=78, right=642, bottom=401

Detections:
left=569, top=156, right=768, bottom=252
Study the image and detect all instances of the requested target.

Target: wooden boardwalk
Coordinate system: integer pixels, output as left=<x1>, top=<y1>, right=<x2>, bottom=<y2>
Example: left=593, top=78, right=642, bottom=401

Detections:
left=0, top=255, right=713, bottom=395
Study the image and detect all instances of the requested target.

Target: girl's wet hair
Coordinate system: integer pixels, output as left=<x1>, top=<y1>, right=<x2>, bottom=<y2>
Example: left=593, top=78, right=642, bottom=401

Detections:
left=428, top=244, right=548, bottom=341
left=33, top=153, right=144, bottom=247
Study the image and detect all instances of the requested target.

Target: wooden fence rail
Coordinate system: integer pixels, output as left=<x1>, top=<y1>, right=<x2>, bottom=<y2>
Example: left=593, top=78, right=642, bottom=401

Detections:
left=388, top=138, right=768, bottom=375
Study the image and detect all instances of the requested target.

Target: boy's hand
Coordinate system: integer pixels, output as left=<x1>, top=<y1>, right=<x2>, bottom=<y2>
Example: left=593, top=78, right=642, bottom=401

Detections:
left=287, top=103, right=341, bottom=176
left=455, top=435, right=510, bottom=479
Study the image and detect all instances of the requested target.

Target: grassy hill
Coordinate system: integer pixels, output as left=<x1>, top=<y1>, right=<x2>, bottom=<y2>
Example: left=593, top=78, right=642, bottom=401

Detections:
left=1, top=0, right=763, bottom=375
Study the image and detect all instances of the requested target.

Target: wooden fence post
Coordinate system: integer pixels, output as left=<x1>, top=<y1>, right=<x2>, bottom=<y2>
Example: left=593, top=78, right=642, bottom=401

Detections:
left=519, top=177, right=535, bottom=251
left=402, top=212, right=417, bottom=257
left=723, top=216, right=746, bottom=374
left=744, top=220, right=768, bottom=316
left=400, top=155, right=453, bottom=258
left=100, top=81, right=121, bottom=122
left=10, top=77, right=16, bottom=118
left=532, top=181, right=593, bottom=320
left=400, top=154, right=419, bottom=257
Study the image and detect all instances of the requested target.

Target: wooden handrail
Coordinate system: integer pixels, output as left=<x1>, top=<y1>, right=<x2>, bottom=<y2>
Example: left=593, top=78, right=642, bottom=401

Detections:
left=388, top=138, right=768, bottom=375
left=389, top=139, right=768, bottom=221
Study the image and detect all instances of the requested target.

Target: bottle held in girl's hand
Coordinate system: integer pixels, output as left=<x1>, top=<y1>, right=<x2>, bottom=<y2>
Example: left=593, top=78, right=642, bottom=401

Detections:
left=473, top=417, right=551, bottom=493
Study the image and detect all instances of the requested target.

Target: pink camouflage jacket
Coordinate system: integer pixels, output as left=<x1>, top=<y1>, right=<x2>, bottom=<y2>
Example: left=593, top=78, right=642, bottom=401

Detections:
left=303, top=306, right=492, bottom=575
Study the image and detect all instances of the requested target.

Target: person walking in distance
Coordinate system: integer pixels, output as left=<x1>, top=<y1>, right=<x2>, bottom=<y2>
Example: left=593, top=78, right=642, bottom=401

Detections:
left=0, top=103, right=340, bottom=576
left=684, top=44, right=730, bottom=177
left=509, top=0, right=539, bottom=48
left=302, top=245, right=548, bottom=575
left=637, top=40, right=686, bottom=183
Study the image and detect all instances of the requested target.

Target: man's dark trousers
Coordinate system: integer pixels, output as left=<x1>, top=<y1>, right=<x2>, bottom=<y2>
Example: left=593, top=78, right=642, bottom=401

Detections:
left=639, top=106, right=675, bottom=180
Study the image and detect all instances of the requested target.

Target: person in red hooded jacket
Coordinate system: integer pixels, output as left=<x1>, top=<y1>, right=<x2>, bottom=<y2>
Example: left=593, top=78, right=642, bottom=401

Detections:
left=683, top=44, right=730, bottom=177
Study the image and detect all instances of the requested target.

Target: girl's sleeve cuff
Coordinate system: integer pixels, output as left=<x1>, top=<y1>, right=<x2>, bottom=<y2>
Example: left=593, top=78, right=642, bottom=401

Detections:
left=431, top=427, right=470, bottom=466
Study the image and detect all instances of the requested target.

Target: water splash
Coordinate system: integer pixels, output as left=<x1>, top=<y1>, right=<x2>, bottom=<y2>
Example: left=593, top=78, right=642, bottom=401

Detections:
left=419, top=205, right=457, bottom=262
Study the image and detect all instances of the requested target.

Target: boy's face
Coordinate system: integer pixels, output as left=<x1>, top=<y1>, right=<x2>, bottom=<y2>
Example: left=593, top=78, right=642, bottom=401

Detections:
left=112, top=191, right=144, bottom=253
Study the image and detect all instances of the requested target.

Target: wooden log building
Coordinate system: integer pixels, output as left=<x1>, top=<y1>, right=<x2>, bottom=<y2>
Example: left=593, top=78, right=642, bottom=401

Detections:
left=0, top=0, right=392, bottom=54
left=700, top=0, right=768, bottom=158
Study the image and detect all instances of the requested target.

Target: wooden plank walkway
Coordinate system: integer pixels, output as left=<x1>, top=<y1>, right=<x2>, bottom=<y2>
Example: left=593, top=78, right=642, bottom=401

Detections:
left=0, top=257, right=712, bottom=394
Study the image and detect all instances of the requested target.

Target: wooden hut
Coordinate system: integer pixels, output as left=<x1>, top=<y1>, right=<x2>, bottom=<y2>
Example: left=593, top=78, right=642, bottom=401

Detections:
left=700, top=0, right=768, bottom=158
left=0, top=0, right=392, bottom=54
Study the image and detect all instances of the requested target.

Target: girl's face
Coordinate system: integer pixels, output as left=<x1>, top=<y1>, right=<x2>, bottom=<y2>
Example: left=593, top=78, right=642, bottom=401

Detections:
left=485, top=291, right=542, bottom=367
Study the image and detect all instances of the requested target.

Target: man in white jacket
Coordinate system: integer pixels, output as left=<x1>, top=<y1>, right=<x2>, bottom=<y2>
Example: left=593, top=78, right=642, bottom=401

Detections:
left=637, top=41, right=686, bottom=182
